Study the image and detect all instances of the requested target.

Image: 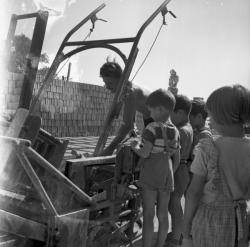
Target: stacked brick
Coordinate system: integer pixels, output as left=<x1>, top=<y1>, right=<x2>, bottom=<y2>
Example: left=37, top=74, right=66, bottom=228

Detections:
left=34, top=75, right=123, bottom=137
left=2, top=72, right=145, bottom=137
left=1, top=73, right=24, bottom=117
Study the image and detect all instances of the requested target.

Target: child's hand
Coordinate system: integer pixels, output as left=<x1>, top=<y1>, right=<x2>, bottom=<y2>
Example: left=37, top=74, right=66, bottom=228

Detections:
left=181, top=238, right=193, bottom=247
left=130, top=140, right=139, bottom=148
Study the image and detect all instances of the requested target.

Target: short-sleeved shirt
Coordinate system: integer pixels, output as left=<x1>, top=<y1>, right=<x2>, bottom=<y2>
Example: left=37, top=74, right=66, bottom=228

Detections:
left=193, top=127, right=212, bottom=148
left=178, top=123, right=193, bottom=162
left=191, top=127, right=212, bottom=160
left=191, top=136, right=250, bottom=202
left=142, top=121, right=180, bottom=154
left=138, top=121, right=180, bottom=191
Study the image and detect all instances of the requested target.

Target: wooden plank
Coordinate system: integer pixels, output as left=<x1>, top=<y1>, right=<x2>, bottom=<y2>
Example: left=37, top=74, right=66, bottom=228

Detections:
left=16, top=150, right=58, bottom=216
left=26, top=146, right=94, bottom=206
left=54, top=209, right=89, bottom=247
left=0, top=209, right=46, bottom=242
left=66, top=155, right=116, bottom=167
left=0, top=234, right=21, bottom=247
left=0, top=239, right=17, bottom=247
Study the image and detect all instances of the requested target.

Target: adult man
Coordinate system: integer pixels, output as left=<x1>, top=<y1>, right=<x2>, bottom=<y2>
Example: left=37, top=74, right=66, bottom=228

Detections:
left=99, top=61, right=151, bottom=156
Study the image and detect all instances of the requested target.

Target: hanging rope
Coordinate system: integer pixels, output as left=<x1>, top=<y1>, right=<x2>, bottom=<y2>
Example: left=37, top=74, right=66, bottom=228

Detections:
left=131, top=23, right=164, bottom=82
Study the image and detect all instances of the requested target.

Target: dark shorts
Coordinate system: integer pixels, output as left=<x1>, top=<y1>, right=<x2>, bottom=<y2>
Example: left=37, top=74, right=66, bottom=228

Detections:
left=138, top=152, right=174, bottom=192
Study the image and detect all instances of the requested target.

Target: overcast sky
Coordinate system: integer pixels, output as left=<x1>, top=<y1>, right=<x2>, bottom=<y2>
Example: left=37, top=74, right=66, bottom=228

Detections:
left=1, top=0, right=250, bottom=99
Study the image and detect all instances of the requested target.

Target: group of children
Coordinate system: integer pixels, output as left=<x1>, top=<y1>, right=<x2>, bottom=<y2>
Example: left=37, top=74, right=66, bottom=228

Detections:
left=131, top=86, right=250, bottom=247
left=99, top=61, right=250, bottom=247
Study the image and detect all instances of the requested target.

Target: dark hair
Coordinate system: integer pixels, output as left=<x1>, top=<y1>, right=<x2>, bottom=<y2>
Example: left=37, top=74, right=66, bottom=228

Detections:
left=174, top=94, right=192, bottom=114
left=146, top=89, right=176, bottom=111
left=190, top=99, right=208, bottom=120
left=100, top=62, right=122, bottom=78
left=206, top=84, right=250, bottom=125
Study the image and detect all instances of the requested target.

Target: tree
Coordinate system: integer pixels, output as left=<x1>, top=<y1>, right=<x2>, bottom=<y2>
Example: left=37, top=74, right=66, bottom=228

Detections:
left=8, top=34, right=49, bottom=73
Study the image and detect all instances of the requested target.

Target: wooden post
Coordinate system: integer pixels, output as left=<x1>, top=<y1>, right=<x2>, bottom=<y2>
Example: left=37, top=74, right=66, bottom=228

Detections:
left=66, top=62, right=71, bottom=81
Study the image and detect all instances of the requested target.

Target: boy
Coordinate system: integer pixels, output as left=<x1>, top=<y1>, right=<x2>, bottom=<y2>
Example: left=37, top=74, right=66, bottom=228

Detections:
left=167, top=94, right=193, bottom=246
left=131, top=89, right=180, bottom=247
left=99, top=61, right=152, bottom=156
left=189, top=99, right=212, bottom=150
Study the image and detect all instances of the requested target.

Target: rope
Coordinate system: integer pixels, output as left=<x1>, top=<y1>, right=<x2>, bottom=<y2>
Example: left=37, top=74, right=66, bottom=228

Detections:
left=131, top=23, right=164, bottom=82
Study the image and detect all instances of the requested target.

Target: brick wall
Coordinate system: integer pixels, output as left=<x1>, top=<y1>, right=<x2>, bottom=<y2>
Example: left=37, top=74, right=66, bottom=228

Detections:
left=2, top=72, right=144, bottom=137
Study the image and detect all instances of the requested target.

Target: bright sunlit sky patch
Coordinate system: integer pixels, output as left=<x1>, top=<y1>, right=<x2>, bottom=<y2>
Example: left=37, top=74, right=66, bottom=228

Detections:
left=1, top=0, right=250, bottom=99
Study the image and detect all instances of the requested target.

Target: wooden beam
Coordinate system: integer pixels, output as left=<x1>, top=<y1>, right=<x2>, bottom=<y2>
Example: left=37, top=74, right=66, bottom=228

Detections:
left=25, top=147, right=94, bottom=206
left=53, top=209, right=89, bottom=247
left=66, top=155, right=116, bottom=167
left=0, top=209, right=46, bottom=242
left=16, top=150, right=58, bottom=216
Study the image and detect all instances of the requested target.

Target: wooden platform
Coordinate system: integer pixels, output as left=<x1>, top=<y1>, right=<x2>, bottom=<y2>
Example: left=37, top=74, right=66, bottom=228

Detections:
left=61, top=136, right=114, bottom=159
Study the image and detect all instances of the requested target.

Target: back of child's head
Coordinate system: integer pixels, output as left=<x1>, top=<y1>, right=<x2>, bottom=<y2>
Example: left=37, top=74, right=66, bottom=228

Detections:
left=174, top=94, right=192, bottom=115
left=206, top=84, right=250, bottom=125
left=146, top=89, right=176, bottom=111
left=100, top=62, right=122, bottom=78
left=190, top=99, right=208, bottom=120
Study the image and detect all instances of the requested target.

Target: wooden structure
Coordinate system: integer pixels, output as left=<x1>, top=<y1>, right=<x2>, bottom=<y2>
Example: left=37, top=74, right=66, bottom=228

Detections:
left=0, top=136, right=92, bottom=246
left=1, top=1, right=176, bottom=246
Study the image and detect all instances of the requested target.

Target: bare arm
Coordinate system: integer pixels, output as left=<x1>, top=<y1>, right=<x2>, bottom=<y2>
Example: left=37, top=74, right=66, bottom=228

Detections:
left=101, top=92, right=136, bottom=156
left=182, top=174, right=205, bottom=238
left=172, top=148, right=180, bottom=173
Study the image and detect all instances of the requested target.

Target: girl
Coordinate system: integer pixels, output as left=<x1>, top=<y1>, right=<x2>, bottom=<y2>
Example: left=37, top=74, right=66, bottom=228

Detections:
left=131, top=89, right=180, bottom=247
left=182, top=84, right=250, bottom=247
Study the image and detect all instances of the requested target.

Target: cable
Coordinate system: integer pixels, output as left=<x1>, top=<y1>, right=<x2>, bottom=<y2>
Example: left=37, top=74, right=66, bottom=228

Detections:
left=131, top=23, right=164, bottom=82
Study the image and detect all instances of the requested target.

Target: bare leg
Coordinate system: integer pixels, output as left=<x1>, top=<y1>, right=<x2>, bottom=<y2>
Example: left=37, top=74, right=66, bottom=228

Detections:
left=168, top=192, right=183, bottom=241
left=141, top=188, right=157, bottom=247
left=169, top=165, right=190, bottom=241
left=155, top=190, right=170, bottom=247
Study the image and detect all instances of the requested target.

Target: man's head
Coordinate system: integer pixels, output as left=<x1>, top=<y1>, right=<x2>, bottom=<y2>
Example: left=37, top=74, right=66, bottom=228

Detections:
left=100, top=62, right=122, bottom=93
left=146, top=89, right=176, bottom=122
left=171, top=94, right=192, bottom=126
left=189, top=99, right=208, bottom=129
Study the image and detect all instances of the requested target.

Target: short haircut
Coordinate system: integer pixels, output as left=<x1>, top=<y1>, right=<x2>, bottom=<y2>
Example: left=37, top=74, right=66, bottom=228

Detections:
left=190, top=99, right=208, bottom=120
left=174, top=94, right=192, bottom=114
left=146, top=89, right=176, bottom=112
left=100, top=62, right=122, bottom=78
left=206, top=84, right=250, bottom=125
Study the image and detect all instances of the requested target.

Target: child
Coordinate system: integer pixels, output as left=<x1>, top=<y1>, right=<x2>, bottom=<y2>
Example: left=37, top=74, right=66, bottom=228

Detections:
left=182, top=84, right=250, bottom=247
left=189, top=99, right=212, bottom=147
left=131, top=89, right=180, bottom=247
left=189, top=99, right=212, bottom=163
left=167, top=94, right=193, bottom=246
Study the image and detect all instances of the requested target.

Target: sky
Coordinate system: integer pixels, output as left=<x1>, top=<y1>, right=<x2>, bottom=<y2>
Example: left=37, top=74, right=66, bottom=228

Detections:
left=1, top=0, right=250, bottom=100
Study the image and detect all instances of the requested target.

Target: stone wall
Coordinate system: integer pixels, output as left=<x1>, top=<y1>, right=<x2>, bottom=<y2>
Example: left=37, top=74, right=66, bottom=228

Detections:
left=2, top=72, right=144, bottom=137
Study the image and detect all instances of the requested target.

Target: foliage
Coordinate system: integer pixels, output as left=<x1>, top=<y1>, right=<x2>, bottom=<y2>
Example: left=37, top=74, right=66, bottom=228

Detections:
left=7, top=34, right=49, bottom=73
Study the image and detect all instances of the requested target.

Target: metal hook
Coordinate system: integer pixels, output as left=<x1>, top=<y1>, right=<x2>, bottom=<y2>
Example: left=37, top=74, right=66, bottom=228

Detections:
left=90, top=14, right=108, bottom=32
left=161, top=6, right=177, bottom=25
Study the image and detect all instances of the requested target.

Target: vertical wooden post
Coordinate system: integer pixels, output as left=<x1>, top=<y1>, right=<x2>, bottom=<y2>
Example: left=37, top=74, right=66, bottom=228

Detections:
left=66, top=62, right=71, bottom=81
left=18, top=11, right=48, bottom=109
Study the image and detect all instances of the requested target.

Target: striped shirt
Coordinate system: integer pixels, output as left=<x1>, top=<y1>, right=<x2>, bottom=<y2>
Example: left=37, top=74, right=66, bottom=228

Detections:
left=142, top=121, right=180, bottom=154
